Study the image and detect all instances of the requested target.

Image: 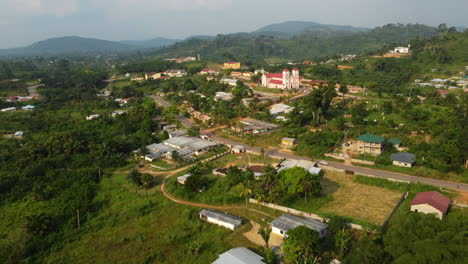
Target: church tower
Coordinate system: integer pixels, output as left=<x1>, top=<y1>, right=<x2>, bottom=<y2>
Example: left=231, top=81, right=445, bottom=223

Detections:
left=292, top=68, right=299, bottom=89
left=282, top=69, right=290, bottom=89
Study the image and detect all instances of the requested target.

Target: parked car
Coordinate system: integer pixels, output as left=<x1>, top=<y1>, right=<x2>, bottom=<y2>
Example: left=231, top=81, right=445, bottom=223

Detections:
left=319, top=161, right=328, bottom=165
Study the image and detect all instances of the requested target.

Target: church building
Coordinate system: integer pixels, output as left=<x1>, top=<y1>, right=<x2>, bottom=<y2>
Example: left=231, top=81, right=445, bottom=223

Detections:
left=261, top=68, right=300, bottom=90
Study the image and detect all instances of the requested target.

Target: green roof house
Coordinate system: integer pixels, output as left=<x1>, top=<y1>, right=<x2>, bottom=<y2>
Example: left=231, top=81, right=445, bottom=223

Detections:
left=357, top=133, right=385, bottom=155
left=389, top=138, right=402, bottom=146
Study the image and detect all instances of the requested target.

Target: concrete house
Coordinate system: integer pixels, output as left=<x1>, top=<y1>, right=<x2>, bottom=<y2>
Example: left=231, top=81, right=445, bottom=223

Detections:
left=212, top=247, right=264, bottom=264
left=177, top=174, right=192, bottom=185
left=281, top=137, right=297, bottom=147
left=231, top=145, right=245, bottom=154
left=235, top=117, right=279, bottom=134
left=145, top=72, right=161, bottom=80
left=357, top=133, right=385, bottom=155
left=277, top=159, right=321, bottom=175
left=199, top=209, right=242, bottom=230
left=390, top=152, right=416, bottom=167
left=270, top=103, right=295, bottom=116
left=14, top=131, right=24, bottom=138
left=410, top=191, right=450, bottom=220
left=271, top=214, right=328, bottom=238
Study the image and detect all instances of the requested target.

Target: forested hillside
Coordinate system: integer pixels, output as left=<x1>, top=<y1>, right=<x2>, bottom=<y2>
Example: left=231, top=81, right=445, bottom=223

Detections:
left=155, top=24, right=438, bottom=63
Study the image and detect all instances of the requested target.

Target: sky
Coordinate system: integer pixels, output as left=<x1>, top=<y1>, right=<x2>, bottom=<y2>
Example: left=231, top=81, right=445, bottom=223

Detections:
left=0, top=0, right=467, bottom=48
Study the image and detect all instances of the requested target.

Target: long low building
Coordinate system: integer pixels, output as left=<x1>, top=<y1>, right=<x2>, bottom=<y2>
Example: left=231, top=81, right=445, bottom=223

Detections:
left=141, top=136, right=222, bottom=161
left=271, top=214, right=328, bottom=238
left=199, top=209, right=242, bottom=230
left=235, top=117, right=279, bottom=134
left=277, top=159, right=321, bottom=175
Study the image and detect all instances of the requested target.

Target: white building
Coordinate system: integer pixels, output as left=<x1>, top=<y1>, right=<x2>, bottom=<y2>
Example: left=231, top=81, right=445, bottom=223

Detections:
left=212, top=247, right=265, bottom=264
left=14, top=131, right=24, bottom=138
left=277, top=159, right=321, bottom=174
left=391, top=45, right=410, bottom=54
left=271, top=214, right=328, bottom=238
left=214, top=92, right=234, bottom=101
left=261, top=68, right=300, bottom=90
left=85, top=114, right=100, bottom=120
left=220, top=78, right=238, bottom=86
left=177, top=174, right=192, bottom=184
left=199, top=209, right=242, bottom=230
left=269, top=103, right=295, bottom=116
left=1, top=107, right=16, bottom=112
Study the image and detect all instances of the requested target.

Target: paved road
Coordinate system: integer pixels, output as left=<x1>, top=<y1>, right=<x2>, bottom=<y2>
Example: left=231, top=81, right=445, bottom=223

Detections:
left=202, top=132, right=468, bottom=192
left=146, top=94, right=468, bottom=192
left=146, top=95, right=193, bottom=128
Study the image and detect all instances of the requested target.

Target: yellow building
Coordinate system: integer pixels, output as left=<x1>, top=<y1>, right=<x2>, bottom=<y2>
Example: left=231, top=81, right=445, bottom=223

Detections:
left=224, top=62, right=241, bottom=69
left=281, top=137, right=297, bottom=147
left=145, top=72, right=161, bottom=80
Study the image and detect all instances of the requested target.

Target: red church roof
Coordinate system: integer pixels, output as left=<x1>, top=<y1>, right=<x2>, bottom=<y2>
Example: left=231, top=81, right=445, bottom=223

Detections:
left=283, top=69, right=289, bottom=72
left=266, top=73, right=284, bottom=78
left=269, top=80, right=283, bottom=85
left=293, top=68, right=299, bottom=71
left=410, top=191, right=450, bottom=214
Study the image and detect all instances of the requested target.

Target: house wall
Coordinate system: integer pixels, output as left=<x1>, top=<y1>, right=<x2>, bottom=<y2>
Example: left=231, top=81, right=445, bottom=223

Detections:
left=357, top=141, right=383, bottom=155
left=203, top=216, right=237, bottom=230
left=410, top=203, right=443, bottom=219
left=393, top=160, right=413, bottom=168
left=271, top=227, right=285, bottom=237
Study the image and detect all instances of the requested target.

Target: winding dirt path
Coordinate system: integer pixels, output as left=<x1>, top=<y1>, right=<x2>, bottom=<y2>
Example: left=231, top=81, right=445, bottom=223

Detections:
left=140, top=165, right=274, bottom=217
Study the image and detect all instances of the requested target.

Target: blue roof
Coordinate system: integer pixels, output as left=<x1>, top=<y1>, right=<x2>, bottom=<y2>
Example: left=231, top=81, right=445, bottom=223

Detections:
left=390, top=152, right=416, bottom=163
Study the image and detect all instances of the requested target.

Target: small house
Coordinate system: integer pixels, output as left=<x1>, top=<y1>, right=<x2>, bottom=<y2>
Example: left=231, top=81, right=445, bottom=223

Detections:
left=270, top=103, right=295, bottom=116
left=85, top=114, right=100, bottom=120
left=14, top=131, right=24, bottom=138
left=232, top=145, right=245, bottom=154
left=145, top=72, right=161, bottom=80
left=177, top=174, right=192, bottom=185
left=224, top=62, right=241, bottom=69
left=212, top=247, right=264, bottom=264
left=410, top=191, right=450, bottom=219
left=271, top=214, right=328, bottom=238
left=390, top=152, right=416, bottom=167
left=213, top=167, right=229, bottom=177
left=249, top=165, right=265, bottom=179
left=282, top=137, right=297, bottom=147
left=199, top=209, right=242, bottom=230
left=22, top=105, right=36, bottom=110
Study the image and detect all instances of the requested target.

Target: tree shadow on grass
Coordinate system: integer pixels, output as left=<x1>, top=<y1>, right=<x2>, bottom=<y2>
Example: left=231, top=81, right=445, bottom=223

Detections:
left=320, top=177, right=340, bottom=195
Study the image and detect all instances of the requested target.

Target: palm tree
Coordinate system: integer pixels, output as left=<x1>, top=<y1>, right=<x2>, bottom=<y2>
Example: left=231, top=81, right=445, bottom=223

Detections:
left=257, top=225, right=271, bottom=248
left=128, top=168, right=142, bottom=193
left=268, top=188, right=281, bottom=204
left=141, top=174, right=153, bottom=200
left=262, top=166, right=277, bottom=192
left=302, top=177, right=315, bottom=203
left=240, top=183, right=252, bottom=207
left=255, top=192, right=266, bottom=207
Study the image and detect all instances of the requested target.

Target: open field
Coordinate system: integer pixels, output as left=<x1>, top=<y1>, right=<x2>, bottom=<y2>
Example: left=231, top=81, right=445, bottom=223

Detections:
left=215, top=129, right=283, bottom=149
left=40, top=172, right=262, bottom=264
left=287, top=171, right=404, bottom=225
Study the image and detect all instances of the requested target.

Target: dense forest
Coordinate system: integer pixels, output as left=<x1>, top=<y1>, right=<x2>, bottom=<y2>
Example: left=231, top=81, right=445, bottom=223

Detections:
left=155, top=24, right=439, bottom=63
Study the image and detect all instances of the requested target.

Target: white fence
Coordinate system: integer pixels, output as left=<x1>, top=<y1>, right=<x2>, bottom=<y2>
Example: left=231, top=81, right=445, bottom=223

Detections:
left=249, top=198, right=368, bottom=231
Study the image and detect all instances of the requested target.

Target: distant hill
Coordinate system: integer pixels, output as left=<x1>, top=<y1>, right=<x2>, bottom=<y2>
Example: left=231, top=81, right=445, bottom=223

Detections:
left=155, top=23, right=439, bottom=62
left=256, top=21, right=369, bottom=35
left=120, top=37, right=179, bottom=48
left=0, top=36, right=134, bottom=56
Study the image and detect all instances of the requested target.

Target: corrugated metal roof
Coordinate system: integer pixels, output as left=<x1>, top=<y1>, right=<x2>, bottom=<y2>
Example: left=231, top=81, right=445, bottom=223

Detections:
left=357, top=133, right=385, bottom=143
left=212, top=247, right=264, bottom=264
left=199, top=209, right=242, bottom=226
left=271, top=214, right=327, bottom=233
left=390, top=152, right=416, bottom=163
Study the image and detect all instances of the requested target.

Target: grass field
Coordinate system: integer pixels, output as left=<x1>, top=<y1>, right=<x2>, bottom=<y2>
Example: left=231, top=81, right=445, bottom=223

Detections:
left=286, top=171, right=404, bottom=225
left=216, top=130, right=283, bottom=149
left=39, top=172, right=262, bottom=264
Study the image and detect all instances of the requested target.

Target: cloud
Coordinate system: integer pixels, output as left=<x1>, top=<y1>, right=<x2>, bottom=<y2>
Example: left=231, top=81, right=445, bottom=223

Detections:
left=2, top=0, right=79, bottom=17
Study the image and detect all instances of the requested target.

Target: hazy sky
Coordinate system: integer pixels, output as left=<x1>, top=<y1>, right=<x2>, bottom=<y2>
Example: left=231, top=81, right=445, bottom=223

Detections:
left=0, top=0, right=467, bottom=48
